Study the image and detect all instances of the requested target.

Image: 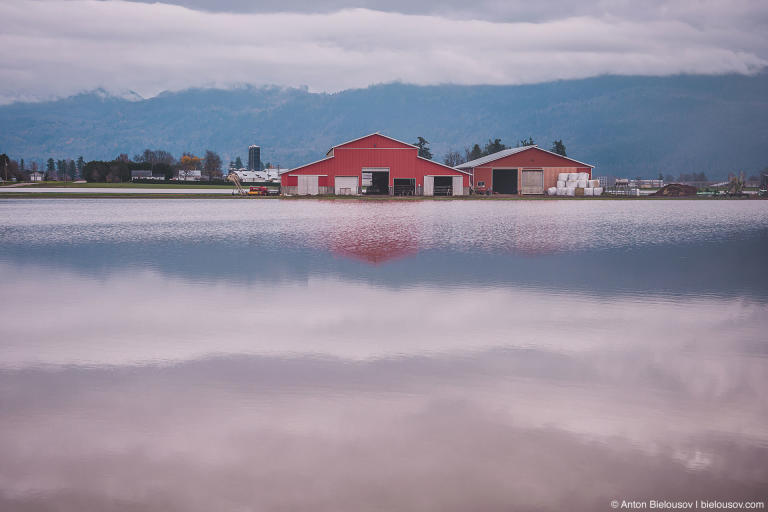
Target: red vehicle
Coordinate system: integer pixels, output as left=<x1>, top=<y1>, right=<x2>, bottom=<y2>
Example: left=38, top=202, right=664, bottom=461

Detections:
left=248, top=186, right=269, bottom=196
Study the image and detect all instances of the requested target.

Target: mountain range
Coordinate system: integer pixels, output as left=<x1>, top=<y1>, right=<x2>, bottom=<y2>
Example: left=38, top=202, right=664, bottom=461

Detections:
left=1, top=74, right=767, bottom=179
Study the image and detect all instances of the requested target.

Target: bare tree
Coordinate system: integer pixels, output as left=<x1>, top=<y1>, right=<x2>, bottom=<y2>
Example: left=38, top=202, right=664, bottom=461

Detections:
left=443, top=150, right=465, bottom=167
left=203, top=150, right=223, bottom=179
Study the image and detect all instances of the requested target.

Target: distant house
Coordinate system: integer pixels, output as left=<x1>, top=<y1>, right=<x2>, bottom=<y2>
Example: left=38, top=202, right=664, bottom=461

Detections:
left=232, top=169, right=261, bottom=182
left=258, top=167, right=283, bottom=182
left=131, top=170, right=165, bottom=181
left=28, top=171, right=44, bottom=182
left=175, top=170, right=202, bottom=181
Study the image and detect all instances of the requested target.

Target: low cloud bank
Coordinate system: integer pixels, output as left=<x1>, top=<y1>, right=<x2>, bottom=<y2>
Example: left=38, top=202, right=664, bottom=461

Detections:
left=0, top=0, right=766, bottom=103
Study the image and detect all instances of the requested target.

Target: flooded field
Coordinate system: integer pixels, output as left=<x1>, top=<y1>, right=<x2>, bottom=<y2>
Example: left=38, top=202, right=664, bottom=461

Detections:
left=1, top=198, right=767, bottom=511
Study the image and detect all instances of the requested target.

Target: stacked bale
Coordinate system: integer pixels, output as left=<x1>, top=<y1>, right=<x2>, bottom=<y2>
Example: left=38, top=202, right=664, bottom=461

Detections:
left=548, top=172, right=602, bottom=197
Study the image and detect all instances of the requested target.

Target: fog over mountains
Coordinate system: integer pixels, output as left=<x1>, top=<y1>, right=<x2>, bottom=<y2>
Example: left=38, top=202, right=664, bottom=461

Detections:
left=1, top=73, right=767, bottom=179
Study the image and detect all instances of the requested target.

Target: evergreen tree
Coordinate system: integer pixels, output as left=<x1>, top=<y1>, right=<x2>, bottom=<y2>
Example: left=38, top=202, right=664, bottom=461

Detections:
left=76, top=156, right=85, bottom=178
left=413, top=137, right=432, bottom=159
left=551, top=140, right=566, bottom=156
left=518, top=137, right=535, bottom=147
left=66, top=160, right=76, bottom=180
left=483, top=138, right=507, bottom=155
left=20, top=158, right=25, bottom=171
left=56, top=159, right=66, bottom=180
left=468, top=144, right=483, bottom=161
left=234, top=156, right=244, bottom=169
left=0, top=154, right=9, bottom=181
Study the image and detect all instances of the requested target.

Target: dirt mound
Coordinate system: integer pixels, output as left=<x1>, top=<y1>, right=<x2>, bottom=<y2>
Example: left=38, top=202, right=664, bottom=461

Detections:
left=651, top=184, right=698, bottom=197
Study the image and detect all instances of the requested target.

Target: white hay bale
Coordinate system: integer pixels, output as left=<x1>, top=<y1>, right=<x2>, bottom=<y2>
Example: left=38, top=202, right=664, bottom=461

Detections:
left=567, top=173, right=578, bottom=181
left=557, top=180, right=566, bottom=188
left=593, top=187, right=603, bottom=196
left=578, top=172, right=589, bottom=180
left=558, top=173, right=569, bottom=181
left=577, top=179, right=587, bottom=188
left=583, top=187, right=594, bottom=196
left=547, top=187, right=557, bottom=196
left=556, top=187, right=567, bottom=196
left=566, top=187, right=575, bottom=196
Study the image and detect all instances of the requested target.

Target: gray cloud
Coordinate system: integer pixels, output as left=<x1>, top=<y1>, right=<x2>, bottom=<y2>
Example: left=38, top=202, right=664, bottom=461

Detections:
left=0, top=0, right=766, bottom=103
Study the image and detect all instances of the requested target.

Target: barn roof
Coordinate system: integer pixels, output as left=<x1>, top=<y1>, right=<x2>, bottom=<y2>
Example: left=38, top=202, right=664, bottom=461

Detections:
left=327, top=132, right=417, bottom=155
left=455, top=145, right=593, bottom=169
left=283, top=132, right=471, bottom=176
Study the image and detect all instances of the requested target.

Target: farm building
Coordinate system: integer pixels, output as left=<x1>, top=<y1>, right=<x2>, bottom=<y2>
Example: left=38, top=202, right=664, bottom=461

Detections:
left=280, top=133, right=470, bottom=196
left=456, top=146, right=594, bottom=195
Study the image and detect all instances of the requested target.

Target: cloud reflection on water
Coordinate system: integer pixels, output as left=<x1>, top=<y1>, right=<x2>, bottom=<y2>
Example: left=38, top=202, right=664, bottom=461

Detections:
left=1, top=199, right=767, bottom=511
left=1, top=350, right=767, bottom=511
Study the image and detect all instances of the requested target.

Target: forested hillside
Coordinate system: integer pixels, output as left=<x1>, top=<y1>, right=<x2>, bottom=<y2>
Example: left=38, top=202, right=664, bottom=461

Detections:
left=1, top=74, right=767, bottom=179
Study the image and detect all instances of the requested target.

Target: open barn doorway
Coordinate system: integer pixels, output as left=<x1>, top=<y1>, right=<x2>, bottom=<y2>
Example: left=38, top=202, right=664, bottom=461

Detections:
left=493, top=169, right=518, bottom=194
left=433, top=176, right=453, bottom=196
left=362, top=169, right=390, bottom=195
left=394, top=178, right=415, bottom=196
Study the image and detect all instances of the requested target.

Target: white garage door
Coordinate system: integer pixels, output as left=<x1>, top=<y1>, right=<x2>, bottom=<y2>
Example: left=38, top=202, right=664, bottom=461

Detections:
left=423, top=176, right=434, bottom=196
left=452, top=176, right=464, bottom=196
left=334, top=176, right=359, bottom=195
left=297, top=175, right=319, bottom=195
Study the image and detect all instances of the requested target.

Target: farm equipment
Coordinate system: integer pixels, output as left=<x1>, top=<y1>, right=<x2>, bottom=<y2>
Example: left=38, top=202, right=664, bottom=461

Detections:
left=226, top=172, right=246, bottom=195
left=248, top=186, right=269, bottom=195
left=724, top=172, right=747, bottom=198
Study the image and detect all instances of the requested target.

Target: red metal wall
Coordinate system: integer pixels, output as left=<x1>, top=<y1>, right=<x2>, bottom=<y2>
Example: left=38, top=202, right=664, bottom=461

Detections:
left=282, top=135, right=469, bottom=188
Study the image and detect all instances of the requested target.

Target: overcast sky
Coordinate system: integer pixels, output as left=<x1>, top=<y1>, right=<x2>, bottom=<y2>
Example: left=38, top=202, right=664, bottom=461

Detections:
left=1, top=0, right=767, bottom=103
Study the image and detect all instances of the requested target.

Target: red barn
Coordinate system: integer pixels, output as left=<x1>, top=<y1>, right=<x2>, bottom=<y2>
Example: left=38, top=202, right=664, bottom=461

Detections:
left=456, top=146, right=594, bottom=195
left=280, top=133, right=470, bottom=196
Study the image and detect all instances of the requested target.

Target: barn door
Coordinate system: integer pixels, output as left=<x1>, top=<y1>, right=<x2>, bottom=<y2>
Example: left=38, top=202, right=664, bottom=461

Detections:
left=452, top=176, right=463, bottom=196
left=335, top=176, right=358, bottom=195
left=521, top=170, right=544, bottom=195
left=298, top=175, right=319, bottom=195
left=423, top=176, right=434, bottom=196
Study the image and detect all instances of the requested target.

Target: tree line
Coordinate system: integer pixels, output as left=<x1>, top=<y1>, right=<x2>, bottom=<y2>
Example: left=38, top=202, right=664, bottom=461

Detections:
left=0, top=149, right=225, bottom=182
left=441, top=137, right=567, bottom=167
left=407, top=136, right=567, bottom=167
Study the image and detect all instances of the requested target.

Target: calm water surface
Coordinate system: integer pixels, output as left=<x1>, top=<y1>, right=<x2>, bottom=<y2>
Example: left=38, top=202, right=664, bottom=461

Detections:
left=1, top=199, right=767, bottom=511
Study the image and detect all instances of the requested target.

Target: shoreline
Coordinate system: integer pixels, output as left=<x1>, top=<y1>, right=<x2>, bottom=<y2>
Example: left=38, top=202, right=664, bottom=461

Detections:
left=0, top=192, right=756, bottom=200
